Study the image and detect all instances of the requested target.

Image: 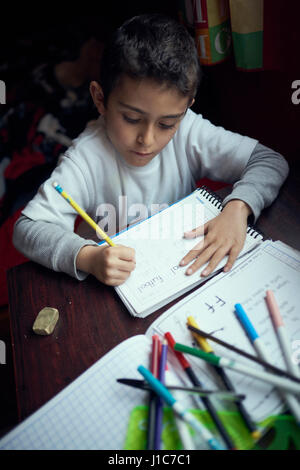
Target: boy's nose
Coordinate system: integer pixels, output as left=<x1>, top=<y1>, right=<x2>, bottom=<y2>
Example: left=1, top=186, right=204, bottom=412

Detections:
left=137, top=124, right=154, bottom=147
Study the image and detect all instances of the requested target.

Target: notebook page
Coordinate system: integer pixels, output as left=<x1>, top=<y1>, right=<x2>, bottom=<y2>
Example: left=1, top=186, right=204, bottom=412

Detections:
left=0, top=336, right=151, bottom=450
left=114, top=190, right=262, bottom=316
left=146, top=241, right=300, bottom=423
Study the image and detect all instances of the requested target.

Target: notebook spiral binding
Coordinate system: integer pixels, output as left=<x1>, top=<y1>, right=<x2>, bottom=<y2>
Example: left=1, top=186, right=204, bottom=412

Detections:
left=197, top=185, right=264, bottom=240
left=198, top=185, right=223, bottom=210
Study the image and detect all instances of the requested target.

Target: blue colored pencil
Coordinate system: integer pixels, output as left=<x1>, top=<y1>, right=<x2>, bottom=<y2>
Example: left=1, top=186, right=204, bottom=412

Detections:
left=138, top=365, right=225, bottom=450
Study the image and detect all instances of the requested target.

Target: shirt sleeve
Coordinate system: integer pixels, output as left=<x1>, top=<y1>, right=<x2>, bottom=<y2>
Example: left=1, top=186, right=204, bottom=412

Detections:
left=183, top=109, right=258, bottom=183
left=13, top=215, right=99, bottom=280
left=13, top=150, right=100, bottom=280
left=21, top=151, right=92, bottom=228
left=222, top=142, right=289, bottom=221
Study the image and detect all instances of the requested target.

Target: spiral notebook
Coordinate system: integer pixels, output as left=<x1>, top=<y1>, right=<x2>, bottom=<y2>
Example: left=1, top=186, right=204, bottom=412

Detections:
left=111, top=187, right=263, bottom=317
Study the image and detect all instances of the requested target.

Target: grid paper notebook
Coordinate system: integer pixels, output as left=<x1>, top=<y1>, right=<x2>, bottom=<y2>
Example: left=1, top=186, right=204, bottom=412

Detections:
left=112, top=187, right=263, bottom=317
left=0, top=335, right=209, bottom=451
left=0, top=336, right=151, bottom=450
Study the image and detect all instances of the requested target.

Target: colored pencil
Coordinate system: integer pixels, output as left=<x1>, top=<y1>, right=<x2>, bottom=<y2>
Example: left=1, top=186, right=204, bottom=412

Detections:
left=117, top=378, right=246, bottom=400
left=187, top=315, right=261, bottom=440
left=174, top=343, right=300, bottom=395
left=235, top=303, right=300, bottom=426
left=186, top=324, right=300, bottom=384
left=165, top=332, right=235, bottom=449
left=265, top=290, right=300, bottom=378
left=52, top=182, right=115, bottom=246
left=165, top=366, right=196, bottom=450
left=154, top=338, right=168, bottom=449
left=138, top=365, right=225, bottom=450
left=146, top=335, right=160, bottom=450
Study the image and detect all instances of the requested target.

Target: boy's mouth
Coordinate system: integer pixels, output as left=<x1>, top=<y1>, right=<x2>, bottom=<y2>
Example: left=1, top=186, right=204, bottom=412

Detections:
left=132, top=151, right=153, bottom=157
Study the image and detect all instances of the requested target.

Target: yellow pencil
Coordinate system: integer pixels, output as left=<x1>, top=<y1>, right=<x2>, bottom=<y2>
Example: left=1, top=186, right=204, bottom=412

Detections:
left=52, top=182, right=115, bottom=247
left=187, top=316, right=213, bottom=353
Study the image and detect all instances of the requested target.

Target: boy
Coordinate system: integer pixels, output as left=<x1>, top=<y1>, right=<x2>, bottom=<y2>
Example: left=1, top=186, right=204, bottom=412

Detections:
left=13, top=14, right=288, bottom=287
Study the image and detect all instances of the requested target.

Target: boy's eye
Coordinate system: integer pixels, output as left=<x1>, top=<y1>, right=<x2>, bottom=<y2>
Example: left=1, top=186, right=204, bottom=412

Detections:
left=123, top=114, right=140, bottom=124
left=122, top=113, right=176, bottom=130
left=159, top=122, right=176, bottom=130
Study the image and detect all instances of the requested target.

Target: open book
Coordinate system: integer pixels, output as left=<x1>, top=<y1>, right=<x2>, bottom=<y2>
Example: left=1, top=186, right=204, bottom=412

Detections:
left=1, top=240, right=299, bottom=450
left=111, top=187, right=263, bottom=317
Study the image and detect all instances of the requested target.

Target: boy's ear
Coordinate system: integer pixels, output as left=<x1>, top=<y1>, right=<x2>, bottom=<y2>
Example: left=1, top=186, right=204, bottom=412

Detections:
left=90, top=81, right=106, bottom=114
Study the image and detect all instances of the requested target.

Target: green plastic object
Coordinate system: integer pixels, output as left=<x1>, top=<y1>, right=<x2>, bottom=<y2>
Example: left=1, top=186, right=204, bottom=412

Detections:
left=124, top=406, right=300, bottom=450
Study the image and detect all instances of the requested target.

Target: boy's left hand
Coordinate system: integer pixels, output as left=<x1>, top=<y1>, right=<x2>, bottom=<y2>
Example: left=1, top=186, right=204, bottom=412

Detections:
left=179, top=200, right=252, bottom=277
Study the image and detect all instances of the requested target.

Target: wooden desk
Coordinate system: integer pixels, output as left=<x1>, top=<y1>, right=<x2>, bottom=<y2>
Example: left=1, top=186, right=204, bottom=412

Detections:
left=7, top=173, right=300, bottom=423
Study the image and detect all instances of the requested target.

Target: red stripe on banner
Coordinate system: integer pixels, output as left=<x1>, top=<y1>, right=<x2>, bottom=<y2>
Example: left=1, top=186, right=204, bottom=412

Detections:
left=193, top=0, right=208, bottom=28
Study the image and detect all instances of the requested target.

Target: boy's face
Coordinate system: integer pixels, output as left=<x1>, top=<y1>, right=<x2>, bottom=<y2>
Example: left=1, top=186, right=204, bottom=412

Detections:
left=90, top=75, right=191, bottom=167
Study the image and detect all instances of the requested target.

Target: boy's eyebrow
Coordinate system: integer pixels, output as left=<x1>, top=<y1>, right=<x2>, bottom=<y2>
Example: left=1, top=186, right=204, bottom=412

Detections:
left=118, top=101, right=186, bottom=119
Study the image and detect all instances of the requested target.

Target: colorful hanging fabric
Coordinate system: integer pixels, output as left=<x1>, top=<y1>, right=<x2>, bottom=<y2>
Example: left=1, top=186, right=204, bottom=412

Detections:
left=178, top=0, right=232, bottom=65
left=229, top=0, right=263, bottom=70
left=178, top=0, right=281, bottom=71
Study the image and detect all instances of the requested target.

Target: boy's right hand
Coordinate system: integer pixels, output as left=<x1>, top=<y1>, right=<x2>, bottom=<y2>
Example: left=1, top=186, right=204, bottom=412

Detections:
left=76, top=244, right=136, bottom=286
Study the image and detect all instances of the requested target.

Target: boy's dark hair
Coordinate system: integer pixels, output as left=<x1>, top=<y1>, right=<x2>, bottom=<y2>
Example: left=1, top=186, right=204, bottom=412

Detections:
left=99, top=14, right=201, bottom=105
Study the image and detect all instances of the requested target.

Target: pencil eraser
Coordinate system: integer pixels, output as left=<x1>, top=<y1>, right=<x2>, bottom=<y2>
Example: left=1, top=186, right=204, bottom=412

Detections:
left=32, top=307, right=59, bottom=335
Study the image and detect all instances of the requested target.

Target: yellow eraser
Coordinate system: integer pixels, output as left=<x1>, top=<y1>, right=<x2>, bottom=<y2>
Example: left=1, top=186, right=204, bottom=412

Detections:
left=32, top=307, right=59, bottom=335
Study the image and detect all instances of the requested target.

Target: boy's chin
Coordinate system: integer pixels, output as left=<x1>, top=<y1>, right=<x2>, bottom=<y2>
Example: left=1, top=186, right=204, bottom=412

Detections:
left=123, top=153, right=156, bottom=167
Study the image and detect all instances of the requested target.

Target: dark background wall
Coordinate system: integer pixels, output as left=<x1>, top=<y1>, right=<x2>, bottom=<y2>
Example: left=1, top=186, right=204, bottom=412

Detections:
left=191, top=0, right=300, bottom=167
left=1, top=1, right=299, bottom=165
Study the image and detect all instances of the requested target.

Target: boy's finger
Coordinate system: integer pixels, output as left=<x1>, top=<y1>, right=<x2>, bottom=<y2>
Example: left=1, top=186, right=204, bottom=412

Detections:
left=106, top=274, right=131, bottom=286
left=104, top=264, right=135, bottom=284
left=183, top=223, right=207, bottom=239
left=117, top=259, right=137, bottom=273
left=223, top=246, right=240, bottom=272
left=184, top=244, right=217, bottom=275
left=179, top=239, right=206, bottom=266
left=116, top=245, right=136, bottom=262
left=202, top=243, right=241, bottom=276
left=200, top=248, right=228, bottom=277
left=179, top=249, right=199, bottom=267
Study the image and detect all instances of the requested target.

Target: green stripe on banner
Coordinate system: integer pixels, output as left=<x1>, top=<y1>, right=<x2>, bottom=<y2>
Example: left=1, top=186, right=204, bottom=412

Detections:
left=232, top=31, right=263, bottom=69
left=209, top=20, right=232, bottom=64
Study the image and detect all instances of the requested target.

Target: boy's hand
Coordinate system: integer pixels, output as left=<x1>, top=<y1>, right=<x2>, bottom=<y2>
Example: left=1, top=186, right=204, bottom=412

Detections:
left=77, top=244, right=136, bottom=286
left=179, top=200, right=252, bottom=277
